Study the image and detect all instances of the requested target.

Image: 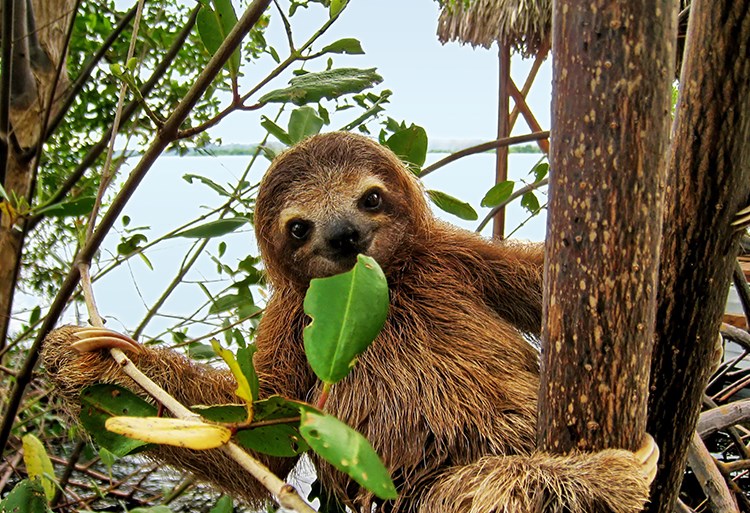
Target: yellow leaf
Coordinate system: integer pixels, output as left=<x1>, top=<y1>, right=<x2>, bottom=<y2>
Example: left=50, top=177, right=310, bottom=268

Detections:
left=210, top=339, right=254, bottom=420
left=105, top=417, right=232, bottom=450
left=22, top=434, right=56, bottom=500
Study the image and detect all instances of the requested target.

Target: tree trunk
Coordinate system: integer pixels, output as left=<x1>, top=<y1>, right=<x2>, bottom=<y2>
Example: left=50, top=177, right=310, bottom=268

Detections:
left=0, top=0, right=72, bottom=349
left=539, top=0, right=675, bottom=456
left=646, top=0, right=750, bottom=510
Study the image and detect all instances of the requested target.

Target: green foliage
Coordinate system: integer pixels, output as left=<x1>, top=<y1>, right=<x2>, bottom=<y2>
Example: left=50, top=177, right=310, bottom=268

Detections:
left=172, top=217, right=251, bottom=238
left=0, top=479, right=53, bottom=513
left=21, top=434, right=56, bottom=501
left=427, top=190, right=479, bottom=221
left=481, top=180, right=514, bottom=208
left=383, top=124, right=428, bottom=169
left=303, top=255, right=389, bottom=384
left=259, top=68, right=383, bottom=105
left=299, top=410, right=397, bottom=500
left=79, top=384, right=157, bottom=457
left=196, top=0, right=240, bottom=79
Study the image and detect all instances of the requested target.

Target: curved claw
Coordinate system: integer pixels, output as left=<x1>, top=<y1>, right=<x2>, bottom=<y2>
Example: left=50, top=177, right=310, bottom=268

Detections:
left=731, top=205, right=750, bottom=231
left=634, top=433, right=660, bottom=485
left=71, top=327, right=142, bottom=354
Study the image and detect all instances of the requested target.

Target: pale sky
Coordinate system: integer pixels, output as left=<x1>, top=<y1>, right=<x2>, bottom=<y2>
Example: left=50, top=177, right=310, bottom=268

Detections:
left=210, top=0, right=552, bottom=144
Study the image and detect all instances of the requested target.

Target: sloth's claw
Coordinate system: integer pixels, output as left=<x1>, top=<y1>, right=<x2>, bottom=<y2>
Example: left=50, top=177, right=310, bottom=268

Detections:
left=634, top=433, right=659, bottom=485
left=71, top=327, right=142, bottom=354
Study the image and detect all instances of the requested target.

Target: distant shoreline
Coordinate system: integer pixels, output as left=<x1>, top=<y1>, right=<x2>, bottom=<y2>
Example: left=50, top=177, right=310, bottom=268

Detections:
left=163, top=142, right=543, bottom=157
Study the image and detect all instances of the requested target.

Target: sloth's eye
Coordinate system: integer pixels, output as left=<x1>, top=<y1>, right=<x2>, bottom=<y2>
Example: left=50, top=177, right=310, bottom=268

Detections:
left=288, top=220, right=311, bottom=241
left=361, top=190, right=382, bottom=211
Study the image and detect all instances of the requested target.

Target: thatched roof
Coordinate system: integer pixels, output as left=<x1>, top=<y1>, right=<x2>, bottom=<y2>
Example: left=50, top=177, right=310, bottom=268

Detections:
left=436, top=0, right=552, bottom=58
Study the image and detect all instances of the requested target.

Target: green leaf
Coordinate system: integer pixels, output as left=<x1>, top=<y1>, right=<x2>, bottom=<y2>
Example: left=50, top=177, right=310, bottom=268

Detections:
left=261, top=116, right=292, bottom=146
left=187, top=341, right=216, bottom=360
left=209, top=496, right=233, bottom=513
left=303, top=255, right=389, bottom=384
left=235, top=424, right=309, bottom=457
left=427, top=190, right=478, bottom=221
left=237, top=345, right=260, bottom=402
left=288, top=106, right=324, bottom=144
left=532, top=162, right=549, bottom=182
left=320, top=38, right=364, bottom=55
left=329, top=0, right=347, bottom=18
left=35, top=196, right=95, bottom=218
left=29, top=305, right=41, bottom=325
left=0, top=479, right=53, bottom=513
left=208, top=292, right=253, bottom=314
left=384, top=125, right=428, bottom=168
left=192, top=404, right=248, bottom=423
left=521, top=191, right=541, bottom=213
left=253, top=395, right=312, bottom=422
left=80, top=384, right=158, bottom=457
left=300, top=411, right=397, bottom=500
left=117, top=233, right=148, bottom=256
left=259, top=68, right=383, bottom=106
left=0, top=182, right=10, bottom=201
left=481, top=180, right=515, bottom=208
left=21, top=434, right=56, bottom=500
left=183, top=174, right=231, bottom=197
left=173, top=217, right=250, bottom=238
left=196, top=0, right=240, bottom=78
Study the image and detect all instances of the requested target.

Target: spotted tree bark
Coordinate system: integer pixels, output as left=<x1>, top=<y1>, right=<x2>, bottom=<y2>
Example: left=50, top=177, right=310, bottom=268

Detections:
left=646, top=0, right=750, bottom=511
left=539, top=0, right=675, bottom=459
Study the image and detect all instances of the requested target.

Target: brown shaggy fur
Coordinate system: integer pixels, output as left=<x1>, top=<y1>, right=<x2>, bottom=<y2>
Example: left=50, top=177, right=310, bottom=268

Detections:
left=42, top=132, right=649, bottom=512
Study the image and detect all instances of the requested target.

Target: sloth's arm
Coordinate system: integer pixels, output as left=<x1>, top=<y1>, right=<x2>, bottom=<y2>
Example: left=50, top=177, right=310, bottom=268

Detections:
left=41, top=326, right=302, bottom=507
left=422, top=436, right=658, bottom=513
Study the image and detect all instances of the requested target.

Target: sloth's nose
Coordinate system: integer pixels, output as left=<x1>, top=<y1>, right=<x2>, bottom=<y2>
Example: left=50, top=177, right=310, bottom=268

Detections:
left=326, top=220, right=364, bottom=259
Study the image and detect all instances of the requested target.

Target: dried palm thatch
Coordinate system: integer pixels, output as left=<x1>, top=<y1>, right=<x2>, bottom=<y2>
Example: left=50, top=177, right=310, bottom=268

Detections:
left=436, top=0, right=551, bottom=58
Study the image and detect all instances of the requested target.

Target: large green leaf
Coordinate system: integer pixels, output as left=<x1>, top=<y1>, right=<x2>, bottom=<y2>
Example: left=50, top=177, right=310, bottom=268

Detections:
left=0, top=479, right=53, bottom=513
left=426, top=190, right=478, bottom=221
left=80, top=384, right=157, bottom=457
left=300, top=411, right=397, bottom=500
left=172, top=217, right=250, bottom=238
left=259, top=68, right=383, bottom=106
left=288, top=106, right=324, bottom=144
left=196, top=0, right=240, bottom=78
left=303, top=255, right=389, bottom=384
left=384, top=125, right=428, bottom=168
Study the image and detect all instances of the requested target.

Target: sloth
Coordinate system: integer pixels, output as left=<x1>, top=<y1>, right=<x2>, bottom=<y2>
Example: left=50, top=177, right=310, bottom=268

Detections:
left=43, top=131, right=657, bottom=513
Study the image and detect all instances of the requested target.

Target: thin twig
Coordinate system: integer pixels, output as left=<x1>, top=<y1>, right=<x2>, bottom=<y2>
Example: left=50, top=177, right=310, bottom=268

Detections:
left=418, top=131, right=550, bottom=178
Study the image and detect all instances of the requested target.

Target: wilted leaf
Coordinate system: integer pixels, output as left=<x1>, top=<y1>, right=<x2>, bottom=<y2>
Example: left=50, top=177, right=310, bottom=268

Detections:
left=211, top=340, right=254, bottom=416
left=172, top=217, right=250, bottom=238
left=426, top=190, right=478, bottom=221
left=80, top=384, right=157, bottom=457
left=259, top=68, right=383, bottom=106
left=384, top=125, right=428, bottom=168
left=21, top=434, right=55, bottom=500
left=481, top=181, right=515, bottom=208
left=105, top=416, right=231, bottom=450
left=300, top=411, right=397, bottom=500
left=303, top=255, right=389, bottom=384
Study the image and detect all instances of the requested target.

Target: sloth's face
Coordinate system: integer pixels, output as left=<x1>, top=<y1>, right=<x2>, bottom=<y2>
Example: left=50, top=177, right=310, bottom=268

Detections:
left=271, top=168, right=411, bottom=283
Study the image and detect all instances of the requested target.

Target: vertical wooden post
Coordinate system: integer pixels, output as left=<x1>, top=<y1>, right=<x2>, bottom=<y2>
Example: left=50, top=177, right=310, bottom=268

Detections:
left=493, top=42, right=510, bottom=240
left=539, top=0, right=675, bottom=456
